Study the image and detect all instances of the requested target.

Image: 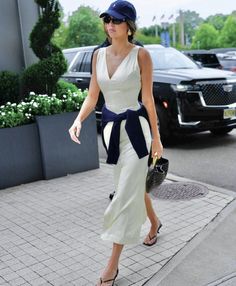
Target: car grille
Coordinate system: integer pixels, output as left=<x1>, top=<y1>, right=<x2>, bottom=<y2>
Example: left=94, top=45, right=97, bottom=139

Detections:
left=198, top=81, right=236, bottom=106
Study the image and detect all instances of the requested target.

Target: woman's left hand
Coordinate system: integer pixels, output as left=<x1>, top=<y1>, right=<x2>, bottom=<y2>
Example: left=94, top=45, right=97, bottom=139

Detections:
left=151, top=138, right=163, bottom=159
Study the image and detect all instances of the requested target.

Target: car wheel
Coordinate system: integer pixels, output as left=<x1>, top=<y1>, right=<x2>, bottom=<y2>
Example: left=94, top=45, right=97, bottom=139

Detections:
left=210, top=127, right=233, bottom=135
left=156, top=104, right=172, bottom=144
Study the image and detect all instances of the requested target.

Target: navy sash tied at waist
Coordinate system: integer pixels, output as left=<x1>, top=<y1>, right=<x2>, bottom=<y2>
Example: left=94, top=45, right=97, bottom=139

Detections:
left=101, top=104, right=151, bottom=164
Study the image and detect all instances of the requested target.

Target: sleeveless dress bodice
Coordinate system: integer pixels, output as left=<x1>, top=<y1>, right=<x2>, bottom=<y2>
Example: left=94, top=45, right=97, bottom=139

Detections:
left=96, top=46, right=141, bottom=113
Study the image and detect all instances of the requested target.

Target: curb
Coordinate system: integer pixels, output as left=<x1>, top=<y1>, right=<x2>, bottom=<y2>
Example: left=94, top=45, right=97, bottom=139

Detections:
left=142, top=185, right=236, bottom=286
left=99, top=159, right=236, bottom=198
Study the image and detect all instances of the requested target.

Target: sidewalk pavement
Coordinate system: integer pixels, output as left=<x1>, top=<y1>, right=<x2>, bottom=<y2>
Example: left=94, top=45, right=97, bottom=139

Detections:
left=0, top=162, right=235, bottom=286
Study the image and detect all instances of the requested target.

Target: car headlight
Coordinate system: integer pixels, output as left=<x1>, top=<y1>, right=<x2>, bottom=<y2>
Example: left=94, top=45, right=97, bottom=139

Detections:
left=171, top=84, right=200, bottom=92
left=171, top=84, right=192, bottom=92
left=226, top=78, right=236, bottom=84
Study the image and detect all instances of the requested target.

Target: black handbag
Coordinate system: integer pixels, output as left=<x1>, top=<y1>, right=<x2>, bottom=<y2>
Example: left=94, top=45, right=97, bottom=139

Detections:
left=146, top=157, right=169, bottom=193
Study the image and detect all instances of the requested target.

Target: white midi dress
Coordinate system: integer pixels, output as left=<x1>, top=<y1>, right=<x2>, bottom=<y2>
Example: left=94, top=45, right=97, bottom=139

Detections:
left=96, top=46, right=152, bottom=245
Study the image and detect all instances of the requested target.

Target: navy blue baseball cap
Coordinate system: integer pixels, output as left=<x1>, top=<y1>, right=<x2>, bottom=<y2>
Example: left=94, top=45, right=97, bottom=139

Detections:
left=100, top=0, right=137, bottom=22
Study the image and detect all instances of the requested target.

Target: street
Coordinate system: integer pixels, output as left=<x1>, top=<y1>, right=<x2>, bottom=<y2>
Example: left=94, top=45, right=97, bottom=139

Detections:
left=97, top=129, right=236, bottom=192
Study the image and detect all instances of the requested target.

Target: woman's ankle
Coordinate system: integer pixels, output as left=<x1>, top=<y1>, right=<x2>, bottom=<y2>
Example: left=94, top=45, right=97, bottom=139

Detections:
left=150, top=216, right=159, bottom=226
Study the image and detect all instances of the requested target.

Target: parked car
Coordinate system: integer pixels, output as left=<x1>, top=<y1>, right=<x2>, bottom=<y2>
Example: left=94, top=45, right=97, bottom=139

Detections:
left=210, top=48, right=236, bottom=73
left=216, top=54, right=236, bottom=73
left=62, top=44, right=236, bottom=143
left=182, top=50, right=222, bottom=69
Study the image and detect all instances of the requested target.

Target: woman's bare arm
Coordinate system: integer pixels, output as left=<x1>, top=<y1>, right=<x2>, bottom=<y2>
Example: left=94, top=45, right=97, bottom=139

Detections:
left=69, top=49, right=100, bottom=144
left=138, top=47, right=163, bottom=158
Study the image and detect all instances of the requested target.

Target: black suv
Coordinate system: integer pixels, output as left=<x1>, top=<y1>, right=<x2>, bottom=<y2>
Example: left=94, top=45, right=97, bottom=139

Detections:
left=62, top=44, right=236, bottom=142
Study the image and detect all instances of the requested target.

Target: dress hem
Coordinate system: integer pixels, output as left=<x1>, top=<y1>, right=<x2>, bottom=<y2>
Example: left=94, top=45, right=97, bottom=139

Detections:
left=100, top=233, right=141, bottom=245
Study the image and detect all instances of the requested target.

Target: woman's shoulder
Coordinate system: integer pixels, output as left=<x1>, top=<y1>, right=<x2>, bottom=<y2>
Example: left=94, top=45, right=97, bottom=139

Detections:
left=93, top=47, right=106, bottom=62
left=137, top=46, right=152, bottom=63
left=94, top=47, right=106, bottom=56
left=137, top=46, right=150, bottom=57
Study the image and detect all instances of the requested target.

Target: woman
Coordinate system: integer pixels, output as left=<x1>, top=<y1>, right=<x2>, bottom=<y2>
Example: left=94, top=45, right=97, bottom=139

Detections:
left=69, top=1, right=163, bottom=285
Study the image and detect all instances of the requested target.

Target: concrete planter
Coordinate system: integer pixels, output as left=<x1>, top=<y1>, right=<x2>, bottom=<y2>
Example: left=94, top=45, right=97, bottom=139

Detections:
left=0, top=123, right=43, bottom=190
left=0, top=111, right=99, bottom=190
left=36, top=111, right=99, bottom=180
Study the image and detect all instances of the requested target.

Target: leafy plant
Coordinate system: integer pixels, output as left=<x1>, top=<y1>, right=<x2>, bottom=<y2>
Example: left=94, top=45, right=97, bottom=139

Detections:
left=21, top=0, right=67, bottom=96
left=0, top=71, right=20, bottom=105
left=55, top=79, right=78, bottom=99
left=0, top=89, right=87, bottom=128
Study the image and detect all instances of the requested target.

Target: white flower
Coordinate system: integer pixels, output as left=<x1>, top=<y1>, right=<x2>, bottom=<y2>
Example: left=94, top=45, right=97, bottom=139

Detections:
left=11, top=103, right=16, bottom=107
left=21, top=102, right=26, bottom=106
left=33, top=102, right=38, bottom=108
left=52, top=93, right=56, bottom=97
left=29, top=91, right=35, bottom=95
left=1, top=112, right=5, bottom=116
left=63, top=94, right=67, bottom=98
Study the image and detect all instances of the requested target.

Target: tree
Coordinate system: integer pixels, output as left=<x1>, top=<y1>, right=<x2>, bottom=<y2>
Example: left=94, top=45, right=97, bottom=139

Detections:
left=191, top=23, right=219, bottom=49
left=176, top=10, right=204, bottom=45
left=52, top=21, right=68, bottom=48
left=52, top=3, right=68, bottom=48
left=140, top=25, right=161, bottom=37
left=21, top=0, right=67, bottom=96
left=135, top=31, right=161, bottom=44
left=218, top=13, right=236, bottom=47
left=64, top=6, right=104, bottom=47
left=205, top=14, right=228, bottom=31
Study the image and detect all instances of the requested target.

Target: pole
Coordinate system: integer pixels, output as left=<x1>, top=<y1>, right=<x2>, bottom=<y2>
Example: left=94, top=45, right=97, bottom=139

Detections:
left=172, top=22, right=176, bottom=46
left=179, top=10, right=185, bottom=46
left=155, top=17, right=158, bottom=37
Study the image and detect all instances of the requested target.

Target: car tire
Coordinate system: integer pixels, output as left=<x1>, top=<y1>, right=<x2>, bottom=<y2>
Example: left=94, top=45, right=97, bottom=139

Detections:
left=156, top=104, right=172, bottom=144
left=210, top=127, right=233, bottom=135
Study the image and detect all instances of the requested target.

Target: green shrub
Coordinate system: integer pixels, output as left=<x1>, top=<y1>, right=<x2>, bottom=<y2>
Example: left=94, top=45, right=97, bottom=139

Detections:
left=55, top=80, right=78, bottom=99
left=21, top=52, right=67, bottom=97
left=0, top=89, right=87, bottom=128
left=0, top=71, right=20, bottom=105
left=21, top=0, right=67, bottom=97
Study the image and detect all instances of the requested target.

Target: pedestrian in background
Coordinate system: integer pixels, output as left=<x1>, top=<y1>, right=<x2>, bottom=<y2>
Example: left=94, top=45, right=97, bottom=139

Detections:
left=69, top=1, right=163, bottom=285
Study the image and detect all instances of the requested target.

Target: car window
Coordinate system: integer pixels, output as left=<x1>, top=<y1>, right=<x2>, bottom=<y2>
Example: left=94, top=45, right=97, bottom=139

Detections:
left=80, top=52, right=93, bottom=72
left=70, top=51, right=93, bottom=72
left=63, top=51, right=78, bottom=65
left=148, top=48, right=198, bottom=70
left=70, top=52, right=85, bottom=72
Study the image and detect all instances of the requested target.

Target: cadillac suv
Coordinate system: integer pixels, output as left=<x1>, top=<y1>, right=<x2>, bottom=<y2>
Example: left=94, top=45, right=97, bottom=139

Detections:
left=62, top=44, right=236, bottom=142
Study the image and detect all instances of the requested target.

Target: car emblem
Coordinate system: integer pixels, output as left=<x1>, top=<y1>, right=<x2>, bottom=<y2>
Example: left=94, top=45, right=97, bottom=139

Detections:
left=223, top=84, right=233, bottom=92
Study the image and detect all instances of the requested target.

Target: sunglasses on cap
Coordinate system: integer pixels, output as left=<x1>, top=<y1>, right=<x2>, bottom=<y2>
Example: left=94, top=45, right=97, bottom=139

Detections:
left=103, top=16, right=126, bottom=25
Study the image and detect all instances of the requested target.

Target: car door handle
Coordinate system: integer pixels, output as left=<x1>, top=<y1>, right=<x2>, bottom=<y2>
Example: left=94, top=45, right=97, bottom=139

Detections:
left=76, top=78, right=83, bottom=82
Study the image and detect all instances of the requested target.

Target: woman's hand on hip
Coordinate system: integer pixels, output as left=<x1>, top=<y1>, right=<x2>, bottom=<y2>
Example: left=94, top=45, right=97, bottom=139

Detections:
left=68, top=120, right=82, bottom=144
left=151, top=137, right=163, bottom=159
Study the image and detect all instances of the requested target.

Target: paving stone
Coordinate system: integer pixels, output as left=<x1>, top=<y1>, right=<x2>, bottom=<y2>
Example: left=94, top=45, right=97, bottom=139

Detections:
left=0, top=164, right=233, bottom=285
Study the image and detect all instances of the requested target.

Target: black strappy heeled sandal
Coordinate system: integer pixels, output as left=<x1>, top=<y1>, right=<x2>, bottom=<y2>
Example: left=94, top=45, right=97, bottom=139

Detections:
left=98, top=268, right=119, bottom=286
left=143, top=222, right=162, bottom=246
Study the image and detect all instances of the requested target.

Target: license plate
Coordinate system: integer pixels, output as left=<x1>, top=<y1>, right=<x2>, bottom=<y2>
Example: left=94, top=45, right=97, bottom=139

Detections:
left=224, top=109, right=236, bottom=119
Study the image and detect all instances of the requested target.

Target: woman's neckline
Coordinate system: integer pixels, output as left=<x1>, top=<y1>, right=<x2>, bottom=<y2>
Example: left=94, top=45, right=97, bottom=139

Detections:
left=105, top=45, right=137, bottom=80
